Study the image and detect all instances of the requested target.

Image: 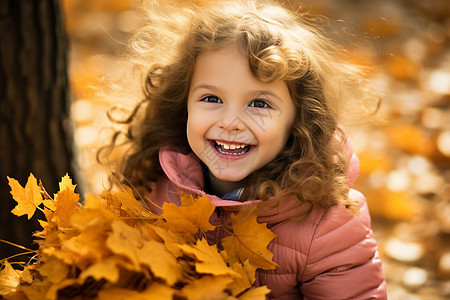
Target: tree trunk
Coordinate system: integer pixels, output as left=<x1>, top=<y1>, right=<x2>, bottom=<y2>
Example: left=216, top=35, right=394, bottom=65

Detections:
left=0, top=0, right=75, bottom=260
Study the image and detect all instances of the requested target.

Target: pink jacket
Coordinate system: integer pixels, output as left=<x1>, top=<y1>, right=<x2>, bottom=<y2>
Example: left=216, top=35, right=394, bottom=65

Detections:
left=148, top=146, right=387, bottom=299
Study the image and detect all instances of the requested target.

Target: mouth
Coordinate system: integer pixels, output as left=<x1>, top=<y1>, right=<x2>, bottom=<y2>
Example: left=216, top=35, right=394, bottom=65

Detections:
left=209, top=140, right=253, bottom=156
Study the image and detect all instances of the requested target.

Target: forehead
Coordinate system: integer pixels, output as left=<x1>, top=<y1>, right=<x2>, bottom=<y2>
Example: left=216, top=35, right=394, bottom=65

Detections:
left=190, top=45, right=257, bottom=88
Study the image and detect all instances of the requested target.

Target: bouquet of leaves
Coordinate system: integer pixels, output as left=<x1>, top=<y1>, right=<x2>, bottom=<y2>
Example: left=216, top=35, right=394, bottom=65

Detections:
left=0, top=174, right=278, bottom=300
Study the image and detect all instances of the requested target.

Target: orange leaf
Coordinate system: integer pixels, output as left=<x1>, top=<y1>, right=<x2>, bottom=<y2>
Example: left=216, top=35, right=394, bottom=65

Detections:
left=8, top=174, right=43, bottom=219
left=58, top=173, right=77, bottom=193
left=106, top=220, right=143, bottom=268
left=159, top=194, right=216, bottom=238
left=36, top=257, right=69, bottom=284
left=114, top=186, right=157, bottom=218
left=98, top=284, right=174, bottom=300
left=70, top=196, right=115, bottom=231
left=228, top=260, right=257, bottom=295
left=52, top=189, right=79, bottom=228
left=181, top=275, right=233, bottom=300
left=138, top=239, right=181, bottom=285
left=238, top=286, right=271, bottom=300
left=141, top=283, right=174, bottom=299
left=62, top=227, right=111, bottom=268
left=148, top=225, right=186, bottom=257
left=0, top=261, right=20, bottom=297
left=179, top=239, right=239, bottom=277
left=222, top=211, right=278, bottom=270
left=79, top=257, right=121, bottom=283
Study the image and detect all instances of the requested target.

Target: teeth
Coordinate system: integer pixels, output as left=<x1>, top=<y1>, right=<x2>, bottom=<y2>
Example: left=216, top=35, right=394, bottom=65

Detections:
left=216, top=141, right=247, bottom=149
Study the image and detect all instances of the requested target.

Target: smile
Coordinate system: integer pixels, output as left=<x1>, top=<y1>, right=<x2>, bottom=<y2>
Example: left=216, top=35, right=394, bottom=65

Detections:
left=210, top=140, right=252, bottom=156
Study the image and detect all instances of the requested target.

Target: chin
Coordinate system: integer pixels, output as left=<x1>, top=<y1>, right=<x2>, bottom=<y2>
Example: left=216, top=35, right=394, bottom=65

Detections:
left=211, top=172, right=246, bottom=183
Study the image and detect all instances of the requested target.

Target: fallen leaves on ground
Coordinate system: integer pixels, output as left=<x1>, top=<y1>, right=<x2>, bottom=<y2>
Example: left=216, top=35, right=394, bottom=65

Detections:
left=0, top=173, right=277, bottom=299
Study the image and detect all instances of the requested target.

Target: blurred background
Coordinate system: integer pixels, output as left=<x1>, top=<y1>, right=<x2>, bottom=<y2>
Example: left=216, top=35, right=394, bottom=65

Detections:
left=64, top=0, right=450, bottom=299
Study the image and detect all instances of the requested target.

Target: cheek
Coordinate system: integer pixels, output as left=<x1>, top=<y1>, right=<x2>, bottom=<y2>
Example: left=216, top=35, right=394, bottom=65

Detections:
left=186, top=114, right=206, bottom=152
left=186, top=116, right=196, bottom=144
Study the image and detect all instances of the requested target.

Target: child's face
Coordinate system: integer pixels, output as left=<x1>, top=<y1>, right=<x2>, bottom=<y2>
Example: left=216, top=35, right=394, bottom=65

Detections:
left=187, top=45, right=295, bottom=183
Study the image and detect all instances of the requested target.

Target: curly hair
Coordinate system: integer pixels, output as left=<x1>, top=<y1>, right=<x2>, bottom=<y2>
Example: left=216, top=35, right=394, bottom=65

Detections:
left=99, top=0, right=378, bottom=218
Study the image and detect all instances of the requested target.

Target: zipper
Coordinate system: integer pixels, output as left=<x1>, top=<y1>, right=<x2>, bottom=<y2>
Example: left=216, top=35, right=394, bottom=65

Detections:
left=215, top=207, right=225, bottom=250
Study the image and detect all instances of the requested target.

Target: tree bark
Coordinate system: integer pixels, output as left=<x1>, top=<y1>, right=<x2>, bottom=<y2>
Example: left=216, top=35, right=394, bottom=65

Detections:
left=0, top=0, right=75, bottom=260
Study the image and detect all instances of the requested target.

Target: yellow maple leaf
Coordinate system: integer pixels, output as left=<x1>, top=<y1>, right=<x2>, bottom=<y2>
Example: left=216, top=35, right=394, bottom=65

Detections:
left=138, top=239, right=181, bottom=285
left=8, top=173, right=43, bottom=219
left=58, top=173, right=77, bottom=192
left=141, top=283, right=174, bottom=299
left=106, top=220, right=143, bottom=268
left=159, top=194, right=216, bottom=238
left=51, top=188, right=79, bottom=228
left=238, top=286, right=271, bottom=300
left=147, top=225, right=186, bottom=257
left=0, top=261, right=20, bottom=297
left=62, top=227, right=111, bottom=269
left=179, top=239, right=239, bottom=277
left=114, top=186, right=157, bottom=219
left=36, top=257, right=69, bottom=284
left=179, top=192, right=197, bottom=207
left=228, top=260, right=257, bottom=295
left=79, top=257, right=121, bottom=283
left=222, top=212, right=278, bottom=270
left=20, top=268, right=33, bottom=284
left=20, top=279, right=52, bottom=300
left=70, top=197, right=116, bottom=231
left=98, top=284, right=174, bottom=300
left=46, top=278, right=80, bottom=300
left=181, top=275, right=234, bottom=300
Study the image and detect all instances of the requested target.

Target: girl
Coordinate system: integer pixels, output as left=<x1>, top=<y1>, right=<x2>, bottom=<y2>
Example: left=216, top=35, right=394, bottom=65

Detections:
left=103, top=0, right=387, bottom=298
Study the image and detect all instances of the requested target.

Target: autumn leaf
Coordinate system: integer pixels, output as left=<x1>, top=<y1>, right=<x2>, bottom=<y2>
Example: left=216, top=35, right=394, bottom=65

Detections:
left=36, top=257, right=69, bottom=284
left=222, top=212, right=278, bottom=270
left=159, top=193, right=216, bottom=238
left=8, top=173, right=43, bottom=219
left=181, top=275, right=234, bottom=300
left=141, top=283, right=175, bottom=299
left=138, top=239, right=181, bottom=285
left=46, top=278, right=80, bottom=300
left=51, top=188, right=79, bottom=228
left=97, top=283, right=174, bottom=300
left=112, top=186, right=157, bottom=219
left=0, top=261, right=20, bottom=297
left=20, top=279, right=52, bottom=300
left=238, top=286, right=271, bottom=300
left=58, top=173, right=77, bottom=192
left=79, top=257, right=121, bottom=283
left=147, top=224, right=186, bottom=257
left=20, top=268, right=33, bottom=284
left=228, top=260, right=257, bottom=295
left=180, top=239, right=239, bottom=277
left=107, top=220, right=143, bottom=268
left=62, top=227, right=111, bottom=269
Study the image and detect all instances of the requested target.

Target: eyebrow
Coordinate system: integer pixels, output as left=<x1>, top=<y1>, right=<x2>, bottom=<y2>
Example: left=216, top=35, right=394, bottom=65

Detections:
left=190, top=84, right=219, bottom=93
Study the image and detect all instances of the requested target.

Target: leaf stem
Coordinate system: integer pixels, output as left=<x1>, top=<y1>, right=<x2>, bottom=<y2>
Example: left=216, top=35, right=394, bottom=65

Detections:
left=2, top=251, right=36, bottom=263
left=0, top=239, right=35, bottom=252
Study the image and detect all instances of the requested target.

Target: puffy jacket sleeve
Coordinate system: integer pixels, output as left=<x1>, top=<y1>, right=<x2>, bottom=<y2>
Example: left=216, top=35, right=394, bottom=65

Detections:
left=299, top=189, right=387, bottom=299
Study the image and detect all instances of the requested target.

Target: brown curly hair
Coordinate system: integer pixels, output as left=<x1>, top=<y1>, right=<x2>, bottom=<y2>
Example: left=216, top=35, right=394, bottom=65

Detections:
left=99, top=0, right=378, bottom=218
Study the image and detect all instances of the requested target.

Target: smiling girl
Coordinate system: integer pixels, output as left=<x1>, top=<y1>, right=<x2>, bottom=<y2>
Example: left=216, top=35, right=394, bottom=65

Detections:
left=102, top=0, right=387, bottom=298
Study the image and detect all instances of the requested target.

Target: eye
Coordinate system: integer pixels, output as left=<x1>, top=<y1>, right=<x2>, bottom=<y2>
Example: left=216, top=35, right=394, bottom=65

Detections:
left=200, top=95, right=222, bottom=103
left=249, top=99, right=271, bottom=109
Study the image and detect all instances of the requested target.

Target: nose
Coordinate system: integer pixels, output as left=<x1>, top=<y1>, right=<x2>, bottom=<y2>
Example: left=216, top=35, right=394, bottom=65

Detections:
left=217, top=109, right=246, bottom=133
